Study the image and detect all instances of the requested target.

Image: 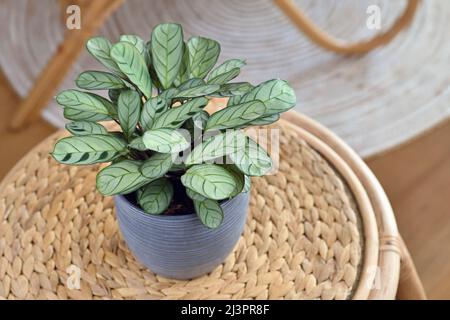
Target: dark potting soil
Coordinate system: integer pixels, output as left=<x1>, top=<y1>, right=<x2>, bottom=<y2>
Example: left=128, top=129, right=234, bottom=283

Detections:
left=125, top=176, right=195, bottom=216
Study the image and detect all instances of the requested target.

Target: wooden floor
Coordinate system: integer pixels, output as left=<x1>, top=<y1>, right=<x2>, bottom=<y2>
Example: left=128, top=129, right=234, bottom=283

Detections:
left=0, top=70, right=449, bottom=299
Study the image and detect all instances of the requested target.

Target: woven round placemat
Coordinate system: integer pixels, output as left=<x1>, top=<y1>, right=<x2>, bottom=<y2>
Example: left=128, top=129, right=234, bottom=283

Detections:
left=1, top=0, right=449, bottom=156
left=0, top=121, right=363, bottom=300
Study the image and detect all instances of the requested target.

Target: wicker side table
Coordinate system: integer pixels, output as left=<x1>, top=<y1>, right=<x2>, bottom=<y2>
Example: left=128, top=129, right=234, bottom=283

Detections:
left=0, top=111, right=424, bottom=300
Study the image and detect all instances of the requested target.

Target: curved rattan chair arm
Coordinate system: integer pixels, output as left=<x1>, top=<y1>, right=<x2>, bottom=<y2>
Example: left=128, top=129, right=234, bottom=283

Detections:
left=281, top=111, right=401, bottom=299
left=396, top=237, right=427, bottom=299
left=273, top=0, right=420, bottom=54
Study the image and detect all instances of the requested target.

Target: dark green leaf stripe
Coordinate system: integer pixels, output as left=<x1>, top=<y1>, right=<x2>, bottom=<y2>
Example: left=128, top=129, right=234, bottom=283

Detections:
left=174, top=42, right=190, bottom=86
left=137, top=178, right=173, bottom=214
left=151, top=23, right=184, bottom=89
left=187, top=37, right=220, bottom=79
left=181, top=164, right=241, bottom=200
left=142, top=128, right=189, bottom=153
left=65, top=121, right=107, bottom=136
left=174, top=84, right=220, bottom=98
left=212, top=82, right=254, bottom=98
left=128, top=136, right=147, bottom=151
left=76, top=71, right=127, bottom=90
left=152, top=97, right=208, bottom=129
left=110, top=42, right=152, bottom=99
left=56, top=90, right=111, bottom=115
left=207, top=59, right=246, bottom=81
left=63, top=108, right=111, bottom=122
left=239, top=79, right=296, bottom=115
left=118, top=90, right=141, bottom=141
left=52, top=134, right=127, bottom=165
left=207, top=67, right=240, bottom=85
left=205, top=100, right=266, bottom=131
left=96, top=160, right=150, bottom=196
left=229, top=137, right=272, bottom=176
left=185, top=130, right=245, bottom=165
left=86, top=37, right=125, bottom=77
left=140, top=152, right=173, bottom=179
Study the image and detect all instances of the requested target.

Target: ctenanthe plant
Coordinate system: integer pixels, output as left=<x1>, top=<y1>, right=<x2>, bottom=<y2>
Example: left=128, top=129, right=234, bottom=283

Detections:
left=52, top=23, right=296, bottom=229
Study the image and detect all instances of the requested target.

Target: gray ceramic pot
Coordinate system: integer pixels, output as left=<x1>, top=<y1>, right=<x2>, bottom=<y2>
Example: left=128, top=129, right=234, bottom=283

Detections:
left=114, top=192, right=249, bottom=280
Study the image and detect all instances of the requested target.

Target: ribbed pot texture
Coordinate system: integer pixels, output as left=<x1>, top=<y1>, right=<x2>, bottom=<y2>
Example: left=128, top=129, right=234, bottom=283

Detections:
left=114, top=192, right=250, bottom=280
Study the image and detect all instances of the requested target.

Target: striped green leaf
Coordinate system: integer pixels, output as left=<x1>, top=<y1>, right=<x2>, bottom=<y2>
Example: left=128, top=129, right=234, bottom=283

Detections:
left=193, top=196, right=223, bottom=229
left=248, top=113, right=280, bottom=126
left=177, top=78, right=205, bottom=91
left=212, top=82, right=254, bottom=98
left=174, top=84, right=220, bottom=98
left=63, top=108, right=112, bottom=122
left=208, top=59, right=245, bottom=81
left=227, top=95, right=241, bottom=107
left=128, top=136, right=147, bottom=151
left=152, top=97, right=208, bottom=129
left=185, top=130, right=246, bottom=165
left=118, top=90, right=141, bottom=141
left=96, top=160, right=150, bottom=196
left=94, top=94, right=118, bottom=118
left=120, top=35, right=146, bottom=56
left=151, top=23, right=184, bottom=89
left=65, top=121, right=107, bottom=136
left=184, top=110, right=209, bottom=132
left=140, top=97, right=157, bottom=131
left=243, top=175, right=251, bottom=193
left=137, top=178, right=173, bottom=214
left=207, top=67, right=240, bottom=85
left=160, top=87, right=178, bottom=101
left=174, top=42, right=190, bottom=86
left=239, top=79, right=296, bottom=115
left=142, top=128, right=189, bottom=153
left=205, top=100, right=266, bottom=131
left=185, top=187, right=206, bottom=201
left=223, top=164, right=245, bottom=196
left=51, top=134, right=127, bottom=165
left=86, top=37, right=125, bottom=77
left=229, top=137, right=272, bottom=176
left=76, top=71, right=127, bottom=90
left=140, top=152, right=173, bottom=179
left=110, top=42, right=152, bottom=99
left=181, top=164, right=241, bottom=200
left=187, top=37, right=220, bottom=79
left=56, top=90, right=111, bottom=115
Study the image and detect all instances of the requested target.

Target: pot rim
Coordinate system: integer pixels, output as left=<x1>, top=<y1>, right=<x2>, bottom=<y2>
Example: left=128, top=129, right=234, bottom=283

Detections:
left=115, top=191, right=249, bottom=221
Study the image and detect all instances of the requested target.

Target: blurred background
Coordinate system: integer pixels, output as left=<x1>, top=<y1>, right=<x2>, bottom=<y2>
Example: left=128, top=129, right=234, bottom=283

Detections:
left=0, top=0, right=448, bottom=298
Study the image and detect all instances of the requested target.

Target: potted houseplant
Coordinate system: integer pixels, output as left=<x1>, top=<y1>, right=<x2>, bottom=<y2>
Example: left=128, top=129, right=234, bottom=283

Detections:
left=51, top=23, right=296, bottom=279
